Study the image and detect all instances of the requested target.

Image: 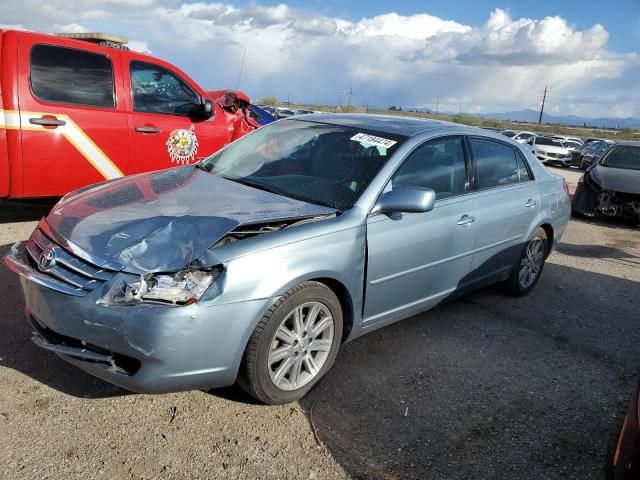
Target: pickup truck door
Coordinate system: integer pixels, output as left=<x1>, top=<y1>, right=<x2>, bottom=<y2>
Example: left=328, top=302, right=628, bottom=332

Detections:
left=16, top=36, right=129, bottom=197
left=123, top=54, right=229, bottom=174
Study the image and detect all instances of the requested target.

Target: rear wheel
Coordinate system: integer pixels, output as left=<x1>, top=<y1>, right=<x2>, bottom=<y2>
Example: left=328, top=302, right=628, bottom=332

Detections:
left=502, top=228, right=548, bottom=296
left=237, top=281, right=343, bottom=404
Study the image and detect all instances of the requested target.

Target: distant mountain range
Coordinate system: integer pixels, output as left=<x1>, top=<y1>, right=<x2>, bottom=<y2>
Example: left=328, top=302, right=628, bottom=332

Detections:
left=475, top=108, right=640, bottom=129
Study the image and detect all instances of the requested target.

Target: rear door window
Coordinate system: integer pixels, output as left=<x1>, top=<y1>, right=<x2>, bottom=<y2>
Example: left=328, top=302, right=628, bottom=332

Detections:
left=30, top=44, right=115, bottom=108
left=470, top=138, right=522, bottom=189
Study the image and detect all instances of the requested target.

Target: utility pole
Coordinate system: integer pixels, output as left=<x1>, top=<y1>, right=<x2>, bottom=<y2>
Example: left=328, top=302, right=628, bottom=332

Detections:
left=235, top=46, right=246, bottom=90
left=435, top=97, right=439, bottom=118
left=538, top=86, right=547, bottom=125
left=347, top=87, right=353, bottom=112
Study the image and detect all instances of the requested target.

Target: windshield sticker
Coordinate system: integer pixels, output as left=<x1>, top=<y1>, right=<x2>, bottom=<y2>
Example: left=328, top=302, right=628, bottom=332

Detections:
left=166, top=125, right=199, bottom=164
left=350, top=133, right=397, bottom=149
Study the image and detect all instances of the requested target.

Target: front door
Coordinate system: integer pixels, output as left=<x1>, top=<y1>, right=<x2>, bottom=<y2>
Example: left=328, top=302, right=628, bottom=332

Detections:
left=17, top=39, right=128, bottom=197
left=364, top=136, right=478, bottom=326
left=124, top=56, right=229, bottom=174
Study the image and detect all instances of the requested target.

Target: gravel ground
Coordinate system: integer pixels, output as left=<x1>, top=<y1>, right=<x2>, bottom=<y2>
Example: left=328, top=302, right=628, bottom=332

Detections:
left=0, top=167, right=638, bottom=480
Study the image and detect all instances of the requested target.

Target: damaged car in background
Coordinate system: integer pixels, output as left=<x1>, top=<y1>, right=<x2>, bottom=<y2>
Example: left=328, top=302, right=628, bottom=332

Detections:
left=3, top=114, right=570, bottom=404
left=572, top=141, right=640, bottom=223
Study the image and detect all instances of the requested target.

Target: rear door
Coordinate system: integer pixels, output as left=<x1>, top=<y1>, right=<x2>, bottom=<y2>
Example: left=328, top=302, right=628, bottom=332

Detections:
left=17, top=37, right=128, bottom=197
left=123, top=54, right=229, bottom=174
left=364, top=136, right=478, bottom=326
left=467, top=137, right=539, bottom=282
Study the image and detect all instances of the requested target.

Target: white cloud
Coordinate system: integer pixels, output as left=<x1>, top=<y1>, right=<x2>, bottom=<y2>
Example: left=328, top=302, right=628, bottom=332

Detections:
left=127, top=39, right=152, bottom=54
left=344, top=12, right=471, bottom=40
left=52, top=23, right=89, bottom=33
left=0, top=1, right=637, bottom=117
left=0, top=23, right=29, bottom=31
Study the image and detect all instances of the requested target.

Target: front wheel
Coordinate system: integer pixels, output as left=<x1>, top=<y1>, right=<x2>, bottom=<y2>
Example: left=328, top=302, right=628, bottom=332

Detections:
left=502, top=228, right=548, bottom=296
left=237, top=281, right=343, bottom=404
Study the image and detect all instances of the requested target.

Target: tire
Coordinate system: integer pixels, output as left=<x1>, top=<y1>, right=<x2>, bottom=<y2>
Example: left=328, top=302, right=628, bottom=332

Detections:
left=237, top=281, right=343, bottom=404
left=502, top=227, right=548, bottom=296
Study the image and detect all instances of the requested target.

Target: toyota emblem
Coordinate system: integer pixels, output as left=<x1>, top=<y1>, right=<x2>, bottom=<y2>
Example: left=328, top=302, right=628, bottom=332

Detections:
left=38, top=247, right=57, bottom=271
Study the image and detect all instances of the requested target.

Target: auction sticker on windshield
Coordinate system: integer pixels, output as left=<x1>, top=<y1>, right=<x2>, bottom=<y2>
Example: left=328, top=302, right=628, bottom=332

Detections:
left=350, top=132, right=397, bottom=149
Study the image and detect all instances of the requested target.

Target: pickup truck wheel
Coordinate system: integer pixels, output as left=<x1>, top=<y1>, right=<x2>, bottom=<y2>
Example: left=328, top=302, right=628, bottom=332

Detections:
left=502, top=228, right=548, bottom=297
left=237, top=281, right=342, bottom=405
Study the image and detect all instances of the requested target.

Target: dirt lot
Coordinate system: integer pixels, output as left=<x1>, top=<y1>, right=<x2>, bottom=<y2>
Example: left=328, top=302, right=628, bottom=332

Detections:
left=0, top=167, right=638, bottom=480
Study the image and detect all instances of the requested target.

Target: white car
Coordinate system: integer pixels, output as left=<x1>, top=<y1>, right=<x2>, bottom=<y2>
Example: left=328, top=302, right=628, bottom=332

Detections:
left=502, top=130, right=536, bottom=144
left=527, top=136, right=572, bottom=167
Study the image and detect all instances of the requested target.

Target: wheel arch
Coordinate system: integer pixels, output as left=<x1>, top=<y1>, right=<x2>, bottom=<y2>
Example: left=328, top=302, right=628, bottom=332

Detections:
left=539, top=223, right=554, bottom=258
left=308, top=277, right=354, bottom=343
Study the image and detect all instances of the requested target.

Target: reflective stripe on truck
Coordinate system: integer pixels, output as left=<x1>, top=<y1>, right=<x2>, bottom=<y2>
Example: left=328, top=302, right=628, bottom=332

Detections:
left=0, top=109, right=124, bottom=180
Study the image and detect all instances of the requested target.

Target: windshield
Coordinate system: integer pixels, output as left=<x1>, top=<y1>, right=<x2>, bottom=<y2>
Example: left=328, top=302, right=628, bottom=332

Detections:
left=564, top=141, right=582, bottom=149
left=502, top=131, right=516, bottom=138
left=201, top=119, right=406, bottom=210
left=536, top=137, right=565, bottom=147
left=599, top=145, right=640, bottom=171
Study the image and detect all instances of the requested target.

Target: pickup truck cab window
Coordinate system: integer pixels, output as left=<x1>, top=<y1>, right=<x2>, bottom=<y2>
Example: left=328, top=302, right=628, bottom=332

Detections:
left=130, top=60, right=201, bottom=116
left=30, top=44, right=115, bottom=108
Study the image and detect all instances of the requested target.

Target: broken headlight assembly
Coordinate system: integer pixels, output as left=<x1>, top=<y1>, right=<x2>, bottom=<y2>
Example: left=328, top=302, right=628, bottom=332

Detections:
left=99, top=268, right=222, bottom=306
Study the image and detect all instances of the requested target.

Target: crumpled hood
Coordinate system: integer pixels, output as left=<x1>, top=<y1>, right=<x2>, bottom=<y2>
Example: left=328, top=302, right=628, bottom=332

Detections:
left=592, top=165, right=640, bottom=195
left=46, top=166, right=336, bottom=272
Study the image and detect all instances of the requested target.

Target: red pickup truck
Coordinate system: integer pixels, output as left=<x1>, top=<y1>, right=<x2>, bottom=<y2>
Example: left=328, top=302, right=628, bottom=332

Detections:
left=0, top=30, right=257, bottom=199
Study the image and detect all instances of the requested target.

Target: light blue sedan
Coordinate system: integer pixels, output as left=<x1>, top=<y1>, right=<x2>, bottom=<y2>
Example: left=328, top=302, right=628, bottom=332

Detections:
left=3, top=114, right=571, bottom=404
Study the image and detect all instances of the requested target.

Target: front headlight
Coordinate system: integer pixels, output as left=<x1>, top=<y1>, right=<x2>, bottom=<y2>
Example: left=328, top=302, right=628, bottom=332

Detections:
left=99, top=268, right=221, bottom=306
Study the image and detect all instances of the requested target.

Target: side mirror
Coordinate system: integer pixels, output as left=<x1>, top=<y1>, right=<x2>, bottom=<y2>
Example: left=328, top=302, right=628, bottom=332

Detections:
left=201, top=99, right=214, bottom=118
left=371, top=187, right=436, bottom=215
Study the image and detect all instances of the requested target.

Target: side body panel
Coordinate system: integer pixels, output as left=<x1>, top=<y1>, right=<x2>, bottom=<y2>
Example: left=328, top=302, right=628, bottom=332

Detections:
left=0, top=31, right=21, bottom=197
left=469, top=182, right=540, bottom=281
left=16, top=32, right=129, bottom=197
left=0, top=29, right=8, bottom=197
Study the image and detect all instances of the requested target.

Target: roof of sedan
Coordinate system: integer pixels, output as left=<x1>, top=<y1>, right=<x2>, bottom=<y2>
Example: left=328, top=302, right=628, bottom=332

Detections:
left=293, top=113, right=458, bottom=137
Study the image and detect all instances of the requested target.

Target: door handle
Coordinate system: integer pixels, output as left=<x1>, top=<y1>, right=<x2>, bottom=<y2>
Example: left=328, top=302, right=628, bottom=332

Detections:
left=525, top=199, right=537, bottom=208
left=29, top=117, right=66, bottom=127
left=135, top=126, right=162, bottom=134
left=457, top=215, right=475, bottom=226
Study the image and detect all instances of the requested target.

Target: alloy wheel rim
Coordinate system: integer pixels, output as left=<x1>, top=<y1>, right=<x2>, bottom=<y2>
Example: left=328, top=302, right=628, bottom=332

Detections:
left=268, top=301, right=334, bottom=391
left=518, top=237, right=545, bottom=289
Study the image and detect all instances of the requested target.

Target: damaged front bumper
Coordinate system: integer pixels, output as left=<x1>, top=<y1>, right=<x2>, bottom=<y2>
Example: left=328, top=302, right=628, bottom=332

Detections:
left=3, top=241, right=272, bottom=394
left=572, top=171, right=640, bottom=221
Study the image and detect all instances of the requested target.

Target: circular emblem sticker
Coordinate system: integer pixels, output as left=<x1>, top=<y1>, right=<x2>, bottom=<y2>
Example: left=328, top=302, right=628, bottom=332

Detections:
left=166, top=125, right=199, bottom=164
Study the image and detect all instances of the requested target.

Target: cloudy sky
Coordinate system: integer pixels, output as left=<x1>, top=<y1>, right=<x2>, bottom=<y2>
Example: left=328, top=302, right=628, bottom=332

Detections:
left=1, top=0, right=639, bottom=117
